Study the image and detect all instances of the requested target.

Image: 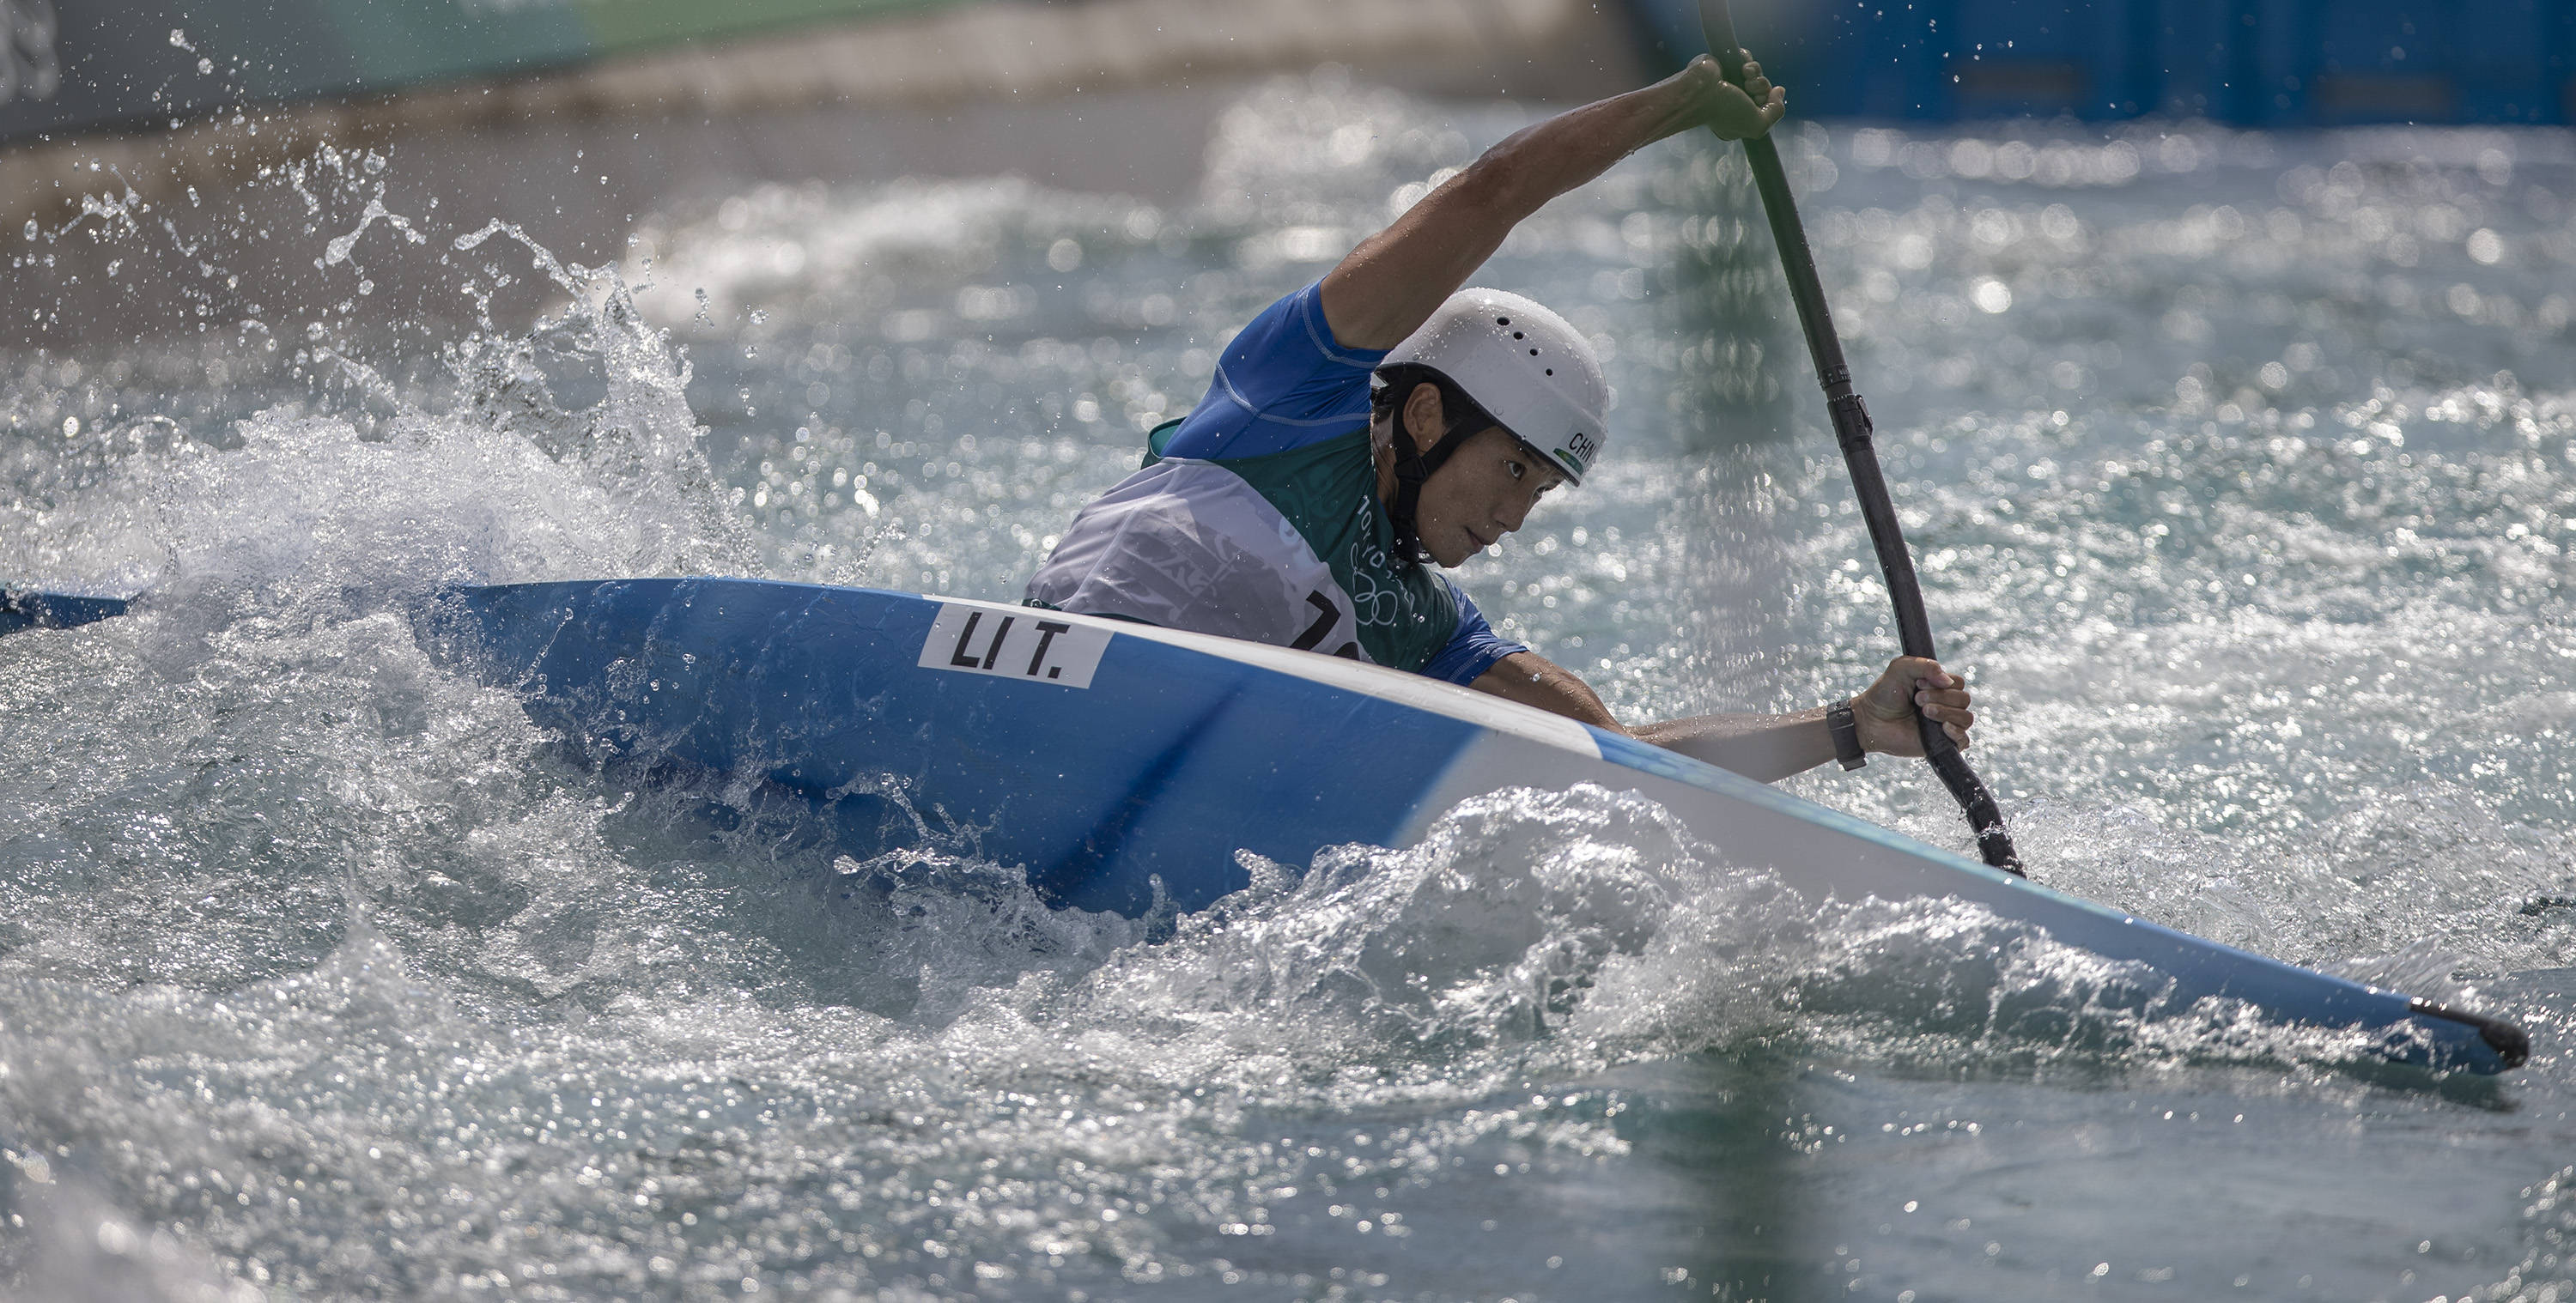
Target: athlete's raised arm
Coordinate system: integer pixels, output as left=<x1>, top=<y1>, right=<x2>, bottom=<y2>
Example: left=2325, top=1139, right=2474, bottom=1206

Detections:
left=1469, top=649, right=1975, bottom=784
left=1316, top=53, right=1785, bottom=351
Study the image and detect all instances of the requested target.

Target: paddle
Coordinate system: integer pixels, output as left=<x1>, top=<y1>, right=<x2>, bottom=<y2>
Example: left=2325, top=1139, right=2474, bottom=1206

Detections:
left=1693, top=0, right=2025, bottom=876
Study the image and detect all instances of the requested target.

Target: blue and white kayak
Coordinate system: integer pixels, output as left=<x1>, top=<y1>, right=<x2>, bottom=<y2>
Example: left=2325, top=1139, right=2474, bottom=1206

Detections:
left=2, top=577, right=2533, bottom=1073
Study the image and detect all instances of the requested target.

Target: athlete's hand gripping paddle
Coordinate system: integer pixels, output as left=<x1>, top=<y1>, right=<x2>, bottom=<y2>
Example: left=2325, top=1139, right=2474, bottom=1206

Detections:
left=1692, top=0, right=2025, bottom=876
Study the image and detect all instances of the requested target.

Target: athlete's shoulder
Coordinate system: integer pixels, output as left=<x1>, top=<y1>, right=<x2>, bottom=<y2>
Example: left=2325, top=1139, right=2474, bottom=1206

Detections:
left=1158, top=282, right=1391, bottom=462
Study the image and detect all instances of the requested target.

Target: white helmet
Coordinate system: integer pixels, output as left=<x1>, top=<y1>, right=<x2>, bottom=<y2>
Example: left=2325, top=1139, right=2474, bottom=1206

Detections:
left=1381, top=288, right=1610, bottom=484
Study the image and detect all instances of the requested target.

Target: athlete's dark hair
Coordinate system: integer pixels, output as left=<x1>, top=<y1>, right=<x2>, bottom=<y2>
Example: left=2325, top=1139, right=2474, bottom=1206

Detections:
left=1369, top=363, right=1503, bottom=564
left=1368, top=363, right=1495, bottom=441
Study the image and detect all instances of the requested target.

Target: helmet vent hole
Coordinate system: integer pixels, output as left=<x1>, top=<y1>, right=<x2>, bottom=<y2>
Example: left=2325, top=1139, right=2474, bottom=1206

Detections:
left=1511, top=331, right=1524, bottom=340
left=1545, top=368, right=1553, bottom=375
left=1529, top=348, right=1540, bottom=355
left=1496, top=317, right=1511, bottom=326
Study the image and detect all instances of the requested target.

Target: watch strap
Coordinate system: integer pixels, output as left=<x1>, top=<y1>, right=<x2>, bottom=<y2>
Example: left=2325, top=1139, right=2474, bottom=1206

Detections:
left=1827, top=700, right=1866, bottom=771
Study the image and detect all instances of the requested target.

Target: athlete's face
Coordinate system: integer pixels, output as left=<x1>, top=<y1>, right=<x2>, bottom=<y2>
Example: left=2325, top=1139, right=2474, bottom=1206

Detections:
left=1414, top=425, right=1565, bottom=567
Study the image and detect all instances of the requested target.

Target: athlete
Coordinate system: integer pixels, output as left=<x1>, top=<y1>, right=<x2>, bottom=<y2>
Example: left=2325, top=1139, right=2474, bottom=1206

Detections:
left=1027, top=52, right=1976, bottom=783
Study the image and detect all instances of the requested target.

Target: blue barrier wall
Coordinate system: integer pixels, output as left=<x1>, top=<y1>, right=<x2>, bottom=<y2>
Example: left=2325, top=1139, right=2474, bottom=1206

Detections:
left=1629, top=0, right=2576, bottom=124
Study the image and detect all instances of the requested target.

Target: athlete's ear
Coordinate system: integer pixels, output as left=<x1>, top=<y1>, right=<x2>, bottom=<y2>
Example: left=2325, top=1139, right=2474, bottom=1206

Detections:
left=1400, top=382, right=1447, bottom=445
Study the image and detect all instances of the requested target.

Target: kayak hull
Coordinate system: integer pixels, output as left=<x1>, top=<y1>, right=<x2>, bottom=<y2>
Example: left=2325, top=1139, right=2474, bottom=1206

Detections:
left=410, top=576, right=2524, bottom=1075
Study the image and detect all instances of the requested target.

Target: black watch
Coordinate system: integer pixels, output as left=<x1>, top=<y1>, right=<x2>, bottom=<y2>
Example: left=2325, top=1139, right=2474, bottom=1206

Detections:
left=1826, top=700, right=1867, bottom=771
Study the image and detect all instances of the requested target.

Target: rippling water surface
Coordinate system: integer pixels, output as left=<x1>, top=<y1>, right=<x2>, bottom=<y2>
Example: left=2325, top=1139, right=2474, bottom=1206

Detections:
left=6, top=74, right=2576, bottom=1300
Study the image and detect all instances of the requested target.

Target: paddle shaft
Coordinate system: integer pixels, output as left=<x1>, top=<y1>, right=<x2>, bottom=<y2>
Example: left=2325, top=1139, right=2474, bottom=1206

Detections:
left=1693, top=0, right=2023, bottom=875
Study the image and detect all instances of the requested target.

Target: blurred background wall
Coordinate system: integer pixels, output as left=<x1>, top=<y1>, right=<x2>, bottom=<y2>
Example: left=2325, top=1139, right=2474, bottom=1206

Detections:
left=9, top=0, right=2567, bottom=238
left=1631, top=0, right=2576, bottom=124
left=0, top=0, right=1646, bottom=351
left=0, top=0, right=1639, bottom=236
left=11, top=0, right=2571, bottom=148
left=8, top=0, right=2568, bottom=346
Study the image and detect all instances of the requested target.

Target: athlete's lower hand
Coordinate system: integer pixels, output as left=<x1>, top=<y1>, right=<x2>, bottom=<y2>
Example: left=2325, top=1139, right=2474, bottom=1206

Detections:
left=1851, top=657, right=1975, bottom=755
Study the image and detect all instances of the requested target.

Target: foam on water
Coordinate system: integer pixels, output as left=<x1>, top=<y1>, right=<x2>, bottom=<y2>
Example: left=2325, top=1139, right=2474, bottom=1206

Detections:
left=0, top=742, right=2386, bottom=1300
left=8, top=76, right=2576, bottom=1300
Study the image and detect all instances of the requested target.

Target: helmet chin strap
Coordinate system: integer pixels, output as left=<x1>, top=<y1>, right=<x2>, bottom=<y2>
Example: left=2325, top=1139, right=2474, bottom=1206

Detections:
left=1385, top=407, right=1484, bottom=565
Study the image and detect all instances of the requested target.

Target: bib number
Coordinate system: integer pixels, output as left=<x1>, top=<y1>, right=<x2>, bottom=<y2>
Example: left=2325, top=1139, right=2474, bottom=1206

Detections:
left=1289, top=591, right=1361, bottom=659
